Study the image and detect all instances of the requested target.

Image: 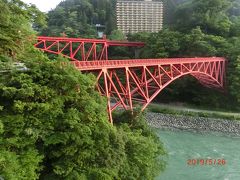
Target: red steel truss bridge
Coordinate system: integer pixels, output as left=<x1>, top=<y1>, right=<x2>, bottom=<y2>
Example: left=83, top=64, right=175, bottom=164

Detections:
left=35, top=36, right=226, bottom=123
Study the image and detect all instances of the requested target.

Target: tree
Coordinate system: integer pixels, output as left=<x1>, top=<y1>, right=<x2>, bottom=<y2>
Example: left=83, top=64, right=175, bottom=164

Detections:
left=0, top=0, right=46, bottom=58
left=42, top=0, right=117, bottom=37
left=108, top=30, right=131, bottom=59
left=0, top=55, right=166, bottom=179
left=173, top=0, right=232, bottom=36
left=230, top=56, right=240, bottom=104
left=129, top=30, right=182, bottom=58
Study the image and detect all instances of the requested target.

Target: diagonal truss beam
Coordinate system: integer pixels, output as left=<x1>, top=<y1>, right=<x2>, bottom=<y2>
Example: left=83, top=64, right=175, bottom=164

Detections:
left=85, top=58, right=226, bottom=123
left=35, top=36, right=144, bottom=61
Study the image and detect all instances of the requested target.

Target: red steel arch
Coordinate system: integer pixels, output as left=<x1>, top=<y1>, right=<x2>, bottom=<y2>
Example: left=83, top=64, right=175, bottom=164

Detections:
left=34, top=37, right=226, bottom=123
left=72, top=58, right=225, bottom=122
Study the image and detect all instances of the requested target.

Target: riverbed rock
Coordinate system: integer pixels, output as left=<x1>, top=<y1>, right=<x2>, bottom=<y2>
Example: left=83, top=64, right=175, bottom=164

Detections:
left=146, top=112, right=240, bottom=136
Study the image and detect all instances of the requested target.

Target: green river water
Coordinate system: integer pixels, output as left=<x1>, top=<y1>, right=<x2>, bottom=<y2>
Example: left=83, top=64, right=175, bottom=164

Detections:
left=156, top=129, right=240, bottom=180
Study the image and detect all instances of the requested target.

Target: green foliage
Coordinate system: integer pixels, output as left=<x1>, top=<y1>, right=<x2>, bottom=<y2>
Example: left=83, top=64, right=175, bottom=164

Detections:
left=0, top=0, right=46, bottom=57
left=109, top=30, right=125, bottom=40
left=113, top=110, right=167, bottom=179
left=229, top=56, right=240, bottom=104
left=0, top=56, right=166, bottom=179
left=173, top=0, right=232, bottom=36
left=179, top=27, right=230, bottom=57
left=0, top=2, right=46, bottom=177
left=42, top=0, right=116, bottom=37
left=129, top=30, right=182, bottom=58
left=130, top=27, right=229, bottom=58
left=162, top=0, right=189, bottom=25
left=148, top=104, right=240, bottom=120
left=108, top=30, right=131, bottom=59
left=0, top=148, right=43, bottom=180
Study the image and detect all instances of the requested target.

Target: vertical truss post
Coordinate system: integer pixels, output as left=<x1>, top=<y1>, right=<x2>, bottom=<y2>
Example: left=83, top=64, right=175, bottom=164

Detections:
left=103, top=69, right=113, bottom=124
left=126, top=67, right=133, bottom=111
left=223, top=60, right=227, bottom=88
left=82, top=42, right=85, bottom=61
left=69, top=41, right=73, bottom=58
left=143, top=66, right=149, bottom=101
left=105, top=42, right=108, bottom=60
left=93, top=42, right=97, bottom=60
left=158, top=65, right=162, bottom=86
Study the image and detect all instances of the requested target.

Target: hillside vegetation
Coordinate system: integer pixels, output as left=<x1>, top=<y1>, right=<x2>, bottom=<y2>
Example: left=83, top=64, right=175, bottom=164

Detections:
left=42, top=0, right=117, bottom=37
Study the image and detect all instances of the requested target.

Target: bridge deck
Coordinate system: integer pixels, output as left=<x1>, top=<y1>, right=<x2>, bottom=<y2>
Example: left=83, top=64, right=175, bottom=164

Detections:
left=71, top=57, right=225, bottom=71
left=37, top=36, right=145, bottom=47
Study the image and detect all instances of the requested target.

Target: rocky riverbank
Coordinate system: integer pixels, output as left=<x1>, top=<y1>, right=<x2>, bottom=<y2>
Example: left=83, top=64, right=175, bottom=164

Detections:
left=146, top=112, right=240, bottom=136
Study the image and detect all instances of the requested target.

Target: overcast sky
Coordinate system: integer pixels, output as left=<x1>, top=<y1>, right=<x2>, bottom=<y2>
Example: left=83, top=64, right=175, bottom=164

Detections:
left=21, top=0, right=62, bottom=12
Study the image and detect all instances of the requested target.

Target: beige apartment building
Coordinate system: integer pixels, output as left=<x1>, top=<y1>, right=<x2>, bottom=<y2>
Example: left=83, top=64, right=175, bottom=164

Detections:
left=116, top=0, right=163, bottom=34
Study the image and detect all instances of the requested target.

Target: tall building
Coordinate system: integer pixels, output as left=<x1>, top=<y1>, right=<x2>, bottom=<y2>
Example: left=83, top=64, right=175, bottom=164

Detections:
left=116, top=0, right=163, bottom=34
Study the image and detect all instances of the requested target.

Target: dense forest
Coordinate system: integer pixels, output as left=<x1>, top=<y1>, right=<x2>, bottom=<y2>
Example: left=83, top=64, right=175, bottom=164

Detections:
left=41, top=0, right=117, bottom=37
left=0, top=0, right=166, bottom=179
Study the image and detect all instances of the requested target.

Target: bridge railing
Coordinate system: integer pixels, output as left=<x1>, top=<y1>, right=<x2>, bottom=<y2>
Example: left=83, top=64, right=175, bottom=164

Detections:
left=35, top=36, right=145, bottom=61
left=71, top=57, right=225, bottom=70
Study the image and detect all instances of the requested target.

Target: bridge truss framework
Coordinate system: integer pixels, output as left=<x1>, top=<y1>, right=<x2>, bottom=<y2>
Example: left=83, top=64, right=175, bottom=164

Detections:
left=35, top=36, right=226, bottom=123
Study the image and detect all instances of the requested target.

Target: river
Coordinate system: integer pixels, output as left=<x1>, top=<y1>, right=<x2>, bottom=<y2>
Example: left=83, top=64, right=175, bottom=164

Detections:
left=156, top=129, right=240, bottom=180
